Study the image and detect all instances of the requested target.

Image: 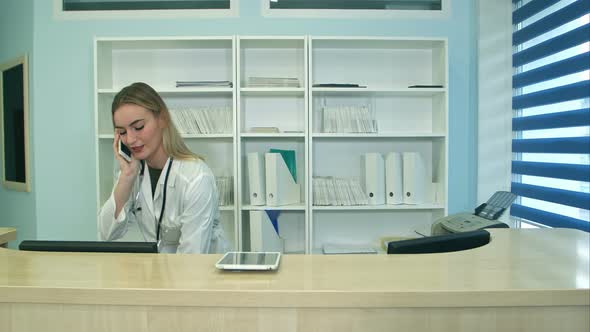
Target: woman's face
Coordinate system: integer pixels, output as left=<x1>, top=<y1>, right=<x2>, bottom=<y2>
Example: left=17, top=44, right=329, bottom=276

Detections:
left=113, top=104, right=165, bottom=164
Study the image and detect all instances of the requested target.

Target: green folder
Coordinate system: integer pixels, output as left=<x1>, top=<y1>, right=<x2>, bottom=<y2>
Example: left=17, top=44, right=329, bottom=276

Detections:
left=269, top=148, right=297, bottom=183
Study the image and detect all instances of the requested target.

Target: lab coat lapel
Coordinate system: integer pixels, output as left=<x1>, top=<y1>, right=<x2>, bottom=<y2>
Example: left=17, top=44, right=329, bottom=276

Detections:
left=140, top=164, right=155, bottom=219
left=153, top=158, right=177, bottom=208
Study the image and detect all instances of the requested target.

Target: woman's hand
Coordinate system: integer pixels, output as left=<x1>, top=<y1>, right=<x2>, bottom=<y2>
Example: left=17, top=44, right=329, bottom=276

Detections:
left=113, top=132, right=140, bottom=181
left=112, top=132, right=141, bottom=219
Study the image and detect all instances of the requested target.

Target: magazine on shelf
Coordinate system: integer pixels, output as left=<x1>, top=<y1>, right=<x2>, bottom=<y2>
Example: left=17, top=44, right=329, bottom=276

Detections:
left=176, top=80, right=233, bottom=88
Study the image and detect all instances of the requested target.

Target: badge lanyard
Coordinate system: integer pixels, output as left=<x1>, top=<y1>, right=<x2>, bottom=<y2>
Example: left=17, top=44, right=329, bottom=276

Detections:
left=156, top=158, right=173, bottom=243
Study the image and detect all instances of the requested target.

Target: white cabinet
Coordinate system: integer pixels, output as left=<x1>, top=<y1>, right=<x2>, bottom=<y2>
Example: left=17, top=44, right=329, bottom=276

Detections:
left=309, top=37, right=448, bottom=253
left=237, top=36, right=308, bottom=253
left=94, top=36, right=447, bottom=254
left=94, top=37, right=238, bottom=248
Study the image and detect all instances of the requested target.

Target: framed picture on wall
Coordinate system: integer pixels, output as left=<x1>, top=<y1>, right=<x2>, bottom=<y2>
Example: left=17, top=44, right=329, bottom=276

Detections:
left=0, top=55, right=31, bottom=192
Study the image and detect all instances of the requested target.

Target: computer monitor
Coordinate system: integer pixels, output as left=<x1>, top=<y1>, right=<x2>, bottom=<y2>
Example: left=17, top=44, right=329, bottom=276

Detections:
left=18, top=240, right=158, bottom=253
left=387, top=230, right=490, bottom=254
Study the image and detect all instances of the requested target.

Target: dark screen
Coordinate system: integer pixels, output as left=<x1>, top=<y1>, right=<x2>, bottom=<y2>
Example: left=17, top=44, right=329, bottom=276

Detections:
left=2, top=64, right=25, bottom=183
left=19, top=240, right=158, bottom=253
left=219, top=252, right=279, bottom=265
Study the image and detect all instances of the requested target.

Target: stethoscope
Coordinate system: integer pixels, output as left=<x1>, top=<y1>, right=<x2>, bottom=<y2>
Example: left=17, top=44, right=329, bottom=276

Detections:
left=134, top=158, right=174, bottom=243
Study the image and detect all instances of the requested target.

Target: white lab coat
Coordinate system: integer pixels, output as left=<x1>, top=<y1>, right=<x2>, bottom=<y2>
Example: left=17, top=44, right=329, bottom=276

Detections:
left=98, top=158, right=229, bottom=254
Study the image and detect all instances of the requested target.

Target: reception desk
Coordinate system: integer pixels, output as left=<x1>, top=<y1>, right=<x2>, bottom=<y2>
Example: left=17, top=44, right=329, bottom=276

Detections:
left=0, top=227, right=588, bottom=332
left=0, top=227, right=16, bottom=248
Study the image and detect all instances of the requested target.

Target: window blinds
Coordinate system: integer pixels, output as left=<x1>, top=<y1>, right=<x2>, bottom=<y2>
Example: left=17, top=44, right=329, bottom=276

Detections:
left=511, top=0, right=590, bottom=232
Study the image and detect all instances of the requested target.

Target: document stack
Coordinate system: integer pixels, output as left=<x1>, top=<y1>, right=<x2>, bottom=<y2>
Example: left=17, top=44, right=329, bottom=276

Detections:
left=265, top=149, right=300, bottom=206
left=249, top=210, right=284, bottom=253
left=402, top=152, right=426, bottom=204
left=249, top=126, right=280, bottom=133
left=175, top=80, right=233, bottom=88
left=385, top=152, right=403, bottom=205
left=247, top=150, right=300, bottom=207
left=169, top=107, right=232, bottom=134
left=322, top=106, right=377, bottom=133
left=360, top=153, right=386, bottom=205
left=215, top=176, right=233, bottom=206
left=313, top=176, right=368, bottom=206
left=312, top=83, right=366, bottom=88
left=247, top=152, right=266, bottom=206
left=246, top=76, right=300, bottom=88
left=358, top=151, right=428, bottom=206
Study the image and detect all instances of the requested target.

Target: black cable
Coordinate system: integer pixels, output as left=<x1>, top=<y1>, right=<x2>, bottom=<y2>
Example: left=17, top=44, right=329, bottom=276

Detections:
left=156, top=158, right=173, bottom=243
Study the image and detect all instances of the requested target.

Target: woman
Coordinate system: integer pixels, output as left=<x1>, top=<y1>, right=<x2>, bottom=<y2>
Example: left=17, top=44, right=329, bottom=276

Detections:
left=98, top=82, right=228, bottom=254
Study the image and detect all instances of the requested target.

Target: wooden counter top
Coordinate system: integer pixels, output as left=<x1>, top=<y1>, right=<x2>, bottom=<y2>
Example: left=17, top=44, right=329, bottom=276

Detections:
left=0, top=227, right=16, bottom=246
left=1, top=228, right=588, bottom=308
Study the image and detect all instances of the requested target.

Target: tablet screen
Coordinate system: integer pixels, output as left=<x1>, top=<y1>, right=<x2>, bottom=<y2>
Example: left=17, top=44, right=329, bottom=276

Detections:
left=216, top=252, right=281, bottom=270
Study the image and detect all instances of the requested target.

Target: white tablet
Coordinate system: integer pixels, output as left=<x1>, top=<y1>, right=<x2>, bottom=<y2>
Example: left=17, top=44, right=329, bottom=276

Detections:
left=215, top=251, right=281, bottom=271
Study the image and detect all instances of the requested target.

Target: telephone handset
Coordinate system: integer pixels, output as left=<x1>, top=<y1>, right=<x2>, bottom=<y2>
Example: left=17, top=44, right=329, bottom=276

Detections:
left=118, top=140, right=132, bottom=162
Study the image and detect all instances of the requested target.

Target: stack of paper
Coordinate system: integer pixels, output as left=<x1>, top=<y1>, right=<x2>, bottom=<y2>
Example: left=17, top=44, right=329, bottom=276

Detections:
left=246, top=77, right=300, bottom=88
left=322, top=106, right=377, bottom=133
left=312, top=83, right=366, bottom=88
left=385, top=152, right=403, bottom=205
left=169, top=107, right=232, bottom=134
left=248, top=150, right=300, bottom=207
left=402, top=152, right=426, bottom=204
left=269, top=149, right=296, bottom=183
left=313, top=176, right=368, bottom=206
left=176, top=80, right=233, bottom=88
left=361, top=153, right=386, bottom=205
left=265, top=149, right=300, bottom=206
left=249, top=127, right=280, bottom=133
left=247, top=152, right=266, bottom=206
left=215, top=176, right=233, bottom=206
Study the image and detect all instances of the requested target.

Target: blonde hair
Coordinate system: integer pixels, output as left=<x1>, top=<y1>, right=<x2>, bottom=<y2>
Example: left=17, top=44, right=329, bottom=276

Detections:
left=112, top=82, right=200, bottom=161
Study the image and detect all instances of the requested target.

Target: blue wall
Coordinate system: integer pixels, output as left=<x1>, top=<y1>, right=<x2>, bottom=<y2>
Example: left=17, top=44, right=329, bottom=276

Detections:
left=1, top=0, right=477, bottom=241
left=0, top=0, right=36, bottom=248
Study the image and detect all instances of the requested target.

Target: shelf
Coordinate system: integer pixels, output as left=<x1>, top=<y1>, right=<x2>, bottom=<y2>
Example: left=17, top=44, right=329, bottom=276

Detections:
left=182, top=134, right=233, bottom=139
left=309, top=37, right=446, bottom=50
left=312, top=132, right=446, bottom=138
left=97, top=36, right=234, bottom=47
left=311, top=87, right=445, bottom=96
left=98, top=87, right=233, bottom=94
left=96, top=36, right=448, bottom=256
left=99, top=133, right=233, bottom=139
left=241, top=205, right=306, bottom=211
left=240, top=133, right=305, bottom=138
left=312, top=204, right=445, bottom=211
left=240, top=87, right=305, bottom=95
left=240, top=36, right=306, bottom=41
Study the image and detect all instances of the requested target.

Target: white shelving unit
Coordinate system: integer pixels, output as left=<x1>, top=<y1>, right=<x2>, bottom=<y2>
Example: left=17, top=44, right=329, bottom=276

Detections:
left=236, top=36, right=308, bottom=254
left=94, top=37, right=238, bottom=248
left=94, top=36, right=447, bottom=254
left=309, top=37, right=448, bottom=253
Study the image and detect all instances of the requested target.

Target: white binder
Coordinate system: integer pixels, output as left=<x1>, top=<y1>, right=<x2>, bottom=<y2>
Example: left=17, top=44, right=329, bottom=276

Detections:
left=402, top=152, right=426, bottom=204
left=385, top=152, right=403, bottom=205
left=265, top=153, right=300, bottom=206
left=360, top=153, right=385, bottom=205
left=249, top=211, right=284, bottom=253
left=247, top=152, right=266, bottom=206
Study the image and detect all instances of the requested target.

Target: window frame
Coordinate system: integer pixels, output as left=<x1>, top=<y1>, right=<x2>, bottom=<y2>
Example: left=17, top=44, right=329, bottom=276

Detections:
left=53, top=0, right=239, bottom=20
left=261, top=0, right=450, bottom=19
